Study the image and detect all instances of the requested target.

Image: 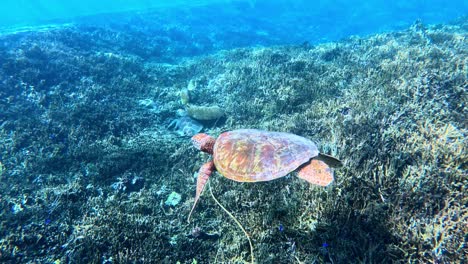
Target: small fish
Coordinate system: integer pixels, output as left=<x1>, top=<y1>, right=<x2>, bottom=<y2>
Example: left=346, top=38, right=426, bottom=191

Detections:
left=278, top=223, right=284, bottom=232
left=319, top=242, right=330, bottom=255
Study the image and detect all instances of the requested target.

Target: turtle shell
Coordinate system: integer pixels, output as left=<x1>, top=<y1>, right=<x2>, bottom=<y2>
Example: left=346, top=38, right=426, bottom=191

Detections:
left=213, top=129, right=319, bottom=182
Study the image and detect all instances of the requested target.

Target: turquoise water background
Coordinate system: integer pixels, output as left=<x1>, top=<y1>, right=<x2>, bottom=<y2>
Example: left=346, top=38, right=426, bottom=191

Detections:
left=1, top=0, right=467, bottom=43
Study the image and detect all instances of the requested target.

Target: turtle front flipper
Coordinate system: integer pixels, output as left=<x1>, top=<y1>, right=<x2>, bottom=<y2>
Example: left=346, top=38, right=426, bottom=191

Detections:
left=188, top=160, right=215, bottom=223
left=297, top=159, right=334, bottom=186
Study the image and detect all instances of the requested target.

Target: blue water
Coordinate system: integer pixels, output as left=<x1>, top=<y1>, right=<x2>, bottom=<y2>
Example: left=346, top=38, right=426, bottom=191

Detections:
left=0, top=0, right=218, bottom=28
left=1, top=0, right=467, bottom=46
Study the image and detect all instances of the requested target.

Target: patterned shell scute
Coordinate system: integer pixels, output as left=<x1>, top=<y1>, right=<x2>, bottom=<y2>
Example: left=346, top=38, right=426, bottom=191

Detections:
left=213, top=129, right=319, bottom=182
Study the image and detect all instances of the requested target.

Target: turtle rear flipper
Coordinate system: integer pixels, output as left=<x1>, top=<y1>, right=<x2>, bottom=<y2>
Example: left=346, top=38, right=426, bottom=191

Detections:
left=317, top=153, right=343, bottom=168
left=188, top=160, right=215, bottom=223
left=297, top=159, right=334, bottom=186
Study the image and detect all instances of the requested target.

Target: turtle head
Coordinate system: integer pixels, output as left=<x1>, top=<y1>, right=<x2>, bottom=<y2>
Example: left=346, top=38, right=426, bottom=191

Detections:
left=192, top=133, right=215, bottom=154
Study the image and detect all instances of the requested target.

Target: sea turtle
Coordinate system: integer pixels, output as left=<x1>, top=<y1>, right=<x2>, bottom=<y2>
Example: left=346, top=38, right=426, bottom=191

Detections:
left=188, top=129, right=342, bottom=221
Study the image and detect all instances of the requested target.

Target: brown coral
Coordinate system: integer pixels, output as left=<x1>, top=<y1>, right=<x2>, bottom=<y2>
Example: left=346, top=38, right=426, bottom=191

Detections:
left=186, top=104, right=224, bottom=121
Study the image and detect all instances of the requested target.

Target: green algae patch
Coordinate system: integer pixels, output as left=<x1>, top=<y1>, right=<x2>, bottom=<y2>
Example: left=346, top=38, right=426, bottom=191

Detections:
left=165, top=191, right=182, bottom=206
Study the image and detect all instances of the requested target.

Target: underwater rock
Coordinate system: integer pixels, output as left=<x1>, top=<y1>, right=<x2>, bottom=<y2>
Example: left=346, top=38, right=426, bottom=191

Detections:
left=186, top=104, right=224, bottom=121
left=168, top=115, right=203, bottom=136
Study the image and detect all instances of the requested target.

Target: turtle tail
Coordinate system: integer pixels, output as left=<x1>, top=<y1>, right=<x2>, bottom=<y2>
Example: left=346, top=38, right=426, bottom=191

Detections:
left=317, top=153, right=343, bottom=168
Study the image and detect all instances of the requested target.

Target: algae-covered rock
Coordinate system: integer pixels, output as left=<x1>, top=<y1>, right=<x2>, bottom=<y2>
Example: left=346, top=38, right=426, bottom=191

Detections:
left=186, top=104, right=224, bottom=121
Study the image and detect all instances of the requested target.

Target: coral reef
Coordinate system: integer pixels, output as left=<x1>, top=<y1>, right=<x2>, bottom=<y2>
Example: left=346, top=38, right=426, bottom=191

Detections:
left=178, top=85, right=224, bottom=123
left=179, top=89, right=190, bottom=106
left=0, top=15, right=466, bottom=264
left=186, top=104, right=225, bottom=121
